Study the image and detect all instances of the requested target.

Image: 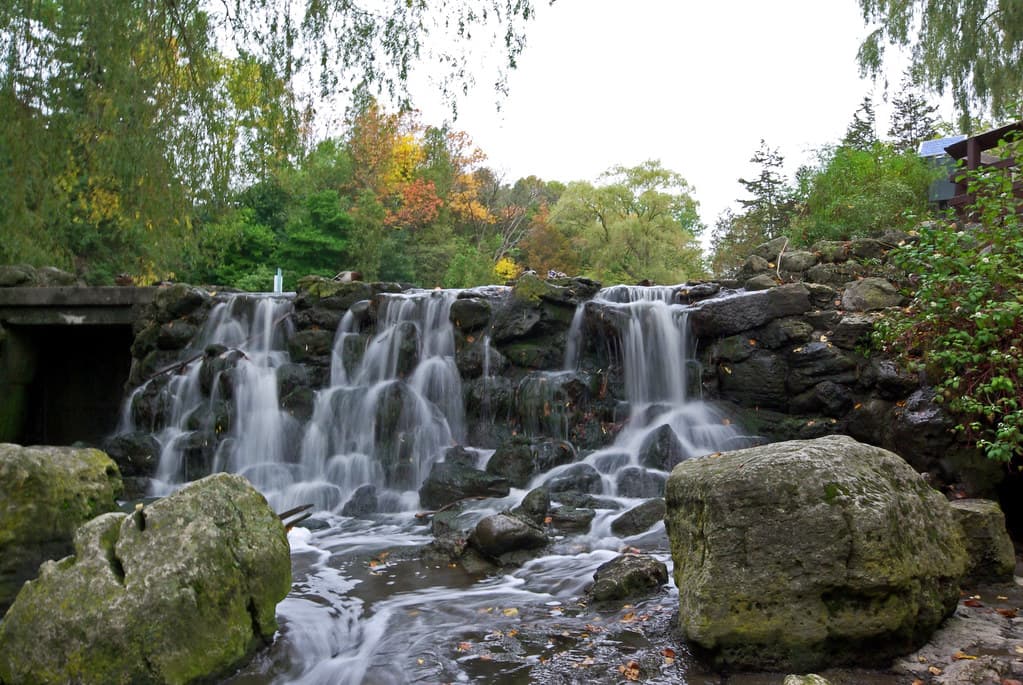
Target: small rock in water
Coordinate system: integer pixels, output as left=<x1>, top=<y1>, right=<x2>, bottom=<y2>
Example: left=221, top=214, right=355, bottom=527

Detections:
left=587, top=554, right=668, bottom=602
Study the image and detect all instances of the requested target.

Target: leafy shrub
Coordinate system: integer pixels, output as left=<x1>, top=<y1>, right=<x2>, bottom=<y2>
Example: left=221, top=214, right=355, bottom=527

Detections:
left=874, top=139, right=1023, bottom=461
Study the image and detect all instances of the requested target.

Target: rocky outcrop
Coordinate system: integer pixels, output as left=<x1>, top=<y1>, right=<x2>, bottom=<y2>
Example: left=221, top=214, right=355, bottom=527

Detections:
left=0, top=473, right=291, bottom=685
left=0, top=444, right=122, bottom=615
left=664, top=435, right=967, bottom=672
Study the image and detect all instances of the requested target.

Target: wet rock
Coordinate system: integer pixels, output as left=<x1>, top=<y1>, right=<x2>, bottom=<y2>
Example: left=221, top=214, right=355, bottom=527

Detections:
left=689, top=283, right=811, bottom=339
left=449, top=297, right=492, bottom=332
left=830, top=313, right=876, bottom=349
left=803, top=282, right=839, bottom=309
left=676, top=282, right=720, bottom=303
left=841, top=277, right=904, bottom=311
left=863, top=359, right=919, bottom=400
left=805, top=262, right=866, bottom=288
left=35, top=266, right=78, bottom=286
left=200, top=346, right=247, bottom=397
left=418, top=457, right=511, bottom=510
left=744, top=274, right=777, bottom=291
left=469, top=512, right=548, bottom=562
left=0, top=444, right=122, bottom=615
left=638, top=424, right=686, bottom=471
left=486, top=437, right=577, bottom=488
left=553, top=492, right=622, bottom=510
left=790, top=380, right=854, bottom=418
left=156, top=320, right=198, bottom=350
left=786, top=342, right=858, bottom=394
left=277, top=363, right=315, bottom=421
left=456, top=338, right=507, bottom=379
left=129, top=375, right=174, bottom=431
left=950, top=499, right=1016, bottom=583
left=287, top=328, right=336, bottom=364
left=610, top=498, right=666, bottom=537
left=0, top=264, right=36, bottom=287
left=850, top=237, right=888, bottom=260
left=846, top=398, right=894, bottom=447
left=755, top=317, right=814, bottom=349
left=752, top=237, right=791, bottom=262
left=341, top=485, right=379, bottom=518
left=813, top=240, right=851, bottom=263
left=514, top=372, right=591, bottom=438
left=153, top=283, right=210, bottom=321
left=712, top=334, right=757, bottom=362
left=718, top=350, right=790, bottom=411
left=181, top=429, right=218, bottom=481
left=889, top=389, right=956, bottom=473
left=615, top=466, right=666, bottom=498
left=780, top=250, right=818, bottom=272
left=548, top=505, right=595, bottom=532
left=665, top=435, right=967, bottom=672
left=101, top=431, right=160, bottom=478
left=0, top=473, right=291, bottom=685
left=513, top=486, right=551, bottom=525
left=588, top=554, right=668, bottom=602
left=544, top=463, right=603, bottom=495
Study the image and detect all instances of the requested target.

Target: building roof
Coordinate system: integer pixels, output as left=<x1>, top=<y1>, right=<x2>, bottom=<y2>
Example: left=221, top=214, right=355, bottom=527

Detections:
left=945, top=121, right=1023, bottom=159
left=918, top=135, right=966, bottom=157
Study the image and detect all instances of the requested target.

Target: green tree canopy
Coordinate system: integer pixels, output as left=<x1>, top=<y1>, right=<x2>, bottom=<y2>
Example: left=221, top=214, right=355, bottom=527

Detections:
left=858, top=0, right=1023, bottom=128
left=0, top=0, right=544, bottom=282
left=550, top=161, right=705, bottom=284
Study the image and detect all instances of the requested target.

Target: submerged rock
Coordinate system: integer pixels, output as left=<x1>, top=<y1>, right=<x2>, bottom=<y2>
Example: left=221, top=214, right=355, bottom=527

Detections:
left=665, top=435, right=967, bottom=672
left=0, top=444, right=122, bottom=615
left=587, top=553, right=668, bottom=602
left=0, top=473, right=291, bottom=685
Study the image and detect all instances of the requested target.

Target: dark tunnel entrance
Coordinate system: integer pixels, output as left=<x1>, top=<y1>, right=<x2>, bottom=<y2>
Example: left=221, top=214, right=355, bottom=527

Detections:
left=3, top=324, right=134, bottom=447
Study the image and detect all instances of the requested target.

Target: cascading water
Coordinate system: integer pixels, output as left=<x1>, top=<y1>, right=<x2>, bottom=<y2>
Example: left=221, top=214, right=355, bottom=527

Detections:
left=114, top=282, right=745, bottom=684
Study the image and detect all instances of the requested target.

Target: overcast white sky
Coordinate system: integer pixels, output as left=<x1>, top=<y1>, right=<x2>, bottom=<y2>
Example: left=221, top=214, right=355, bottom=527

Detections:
left=406, top=0, right=944, bottom=234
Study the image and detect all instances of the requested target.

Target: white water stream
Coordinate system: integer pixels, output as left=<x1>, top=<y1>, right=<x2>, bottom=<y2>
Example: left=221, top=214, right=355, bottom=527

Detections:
left=118, top=284, right=743, bottom=683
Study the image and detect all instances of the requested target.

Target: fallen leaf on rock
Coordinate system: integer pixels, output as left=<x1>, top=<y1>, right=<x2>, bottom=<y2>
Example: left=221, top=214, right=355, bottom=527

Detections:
left=502, top=607, right=519, bottom=617
left=620, top=612, right=636, bottom=623
left=928, top=666, right=943, bottom=675
left=952, top=651, right=978, bottom=660
left=662, top=648, right=676, bottom=665
left=964, top=598, right=984, bottom=607
left=912, top=680, right=925, bottom=685
left=1002, top=679, right=1023, bottom=685
left=457, top=642, right=472, bottom=652
left=1014, top=645, right=1023, bottom=655
left=997, top=608, right=1018, bottom=618
left=618, top=660, right=641, bottom=681
left=997, top=595, right=1009, bottom=600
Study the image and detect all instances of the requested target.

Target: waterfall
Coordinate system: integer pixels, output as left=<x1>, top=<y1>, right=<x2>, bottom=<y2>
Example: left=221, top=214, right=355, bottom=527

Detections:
left=567, top=284, right=740, bottom=494
left=295, top=289, right=463, bottom=511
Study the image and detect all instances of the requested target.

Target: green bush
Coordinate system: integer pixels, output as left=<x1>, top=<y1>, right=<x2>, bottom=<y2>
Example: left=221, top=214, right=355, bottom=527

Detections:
left=874, top=139, right=1023, bottom=461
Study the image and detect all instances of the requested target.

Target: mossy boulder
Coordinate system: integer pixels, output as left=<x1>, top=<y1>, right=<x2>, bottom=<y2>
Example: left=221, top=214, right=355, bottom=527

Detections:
left=664, top=435, right=967, bottom=672
left=950, top=499, right=1016, bottom=583
left=0, top=444, right=122, bottom=615
left=0, top=473, right=291, bottom=685
left=587, top=553, right=668, bottom=602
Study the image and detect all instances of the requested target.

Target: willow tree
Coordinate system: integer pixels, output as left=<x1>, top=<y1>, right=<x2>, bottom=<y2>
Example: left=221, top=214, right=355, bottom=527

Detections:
left=858, top=0, right=1023, bottom=129
left=551, top=161, right=706, bottom=284
left=0, top=0, right=543, bottom=282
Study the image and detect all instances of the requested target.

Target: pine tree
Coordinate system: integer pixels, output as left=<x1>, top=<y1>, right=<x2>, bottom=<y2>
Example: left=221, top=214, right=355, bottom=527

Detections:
left=737, top=140, right=795, bottom=239
left=888, top=74, right=941, bottom=153
left=842, top=96, right=878, bottom=150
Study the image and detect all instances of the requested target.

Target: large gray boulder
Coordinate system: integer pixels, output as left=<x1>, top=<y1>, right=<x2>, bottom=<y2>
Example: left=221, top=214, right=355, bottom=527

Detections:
left=0, top=473, right=291, bottom=685
left=0, top=444, right=122, bottom=614
left=665, top=435, right=967, bottom=672
left=950, top=499, right=1016, bottom=583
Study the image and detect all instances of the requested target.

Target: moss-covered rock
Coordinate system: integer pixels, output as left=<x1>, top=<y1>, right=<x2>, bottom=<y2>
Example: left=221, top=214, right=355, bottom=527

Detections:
left=950, top=499, right=1016, bottom=583
left=664, top=435, right=967, bottom=672
left=0, top=473, right=291, bottom=685
left=0, top=444, right=122, bottom=615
